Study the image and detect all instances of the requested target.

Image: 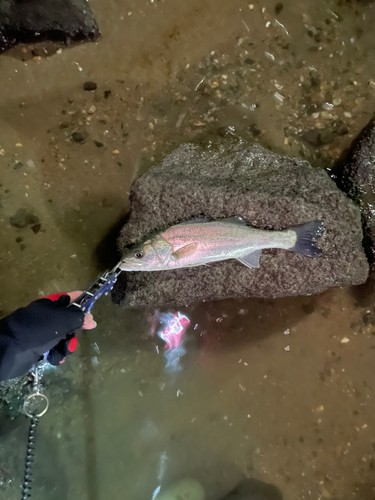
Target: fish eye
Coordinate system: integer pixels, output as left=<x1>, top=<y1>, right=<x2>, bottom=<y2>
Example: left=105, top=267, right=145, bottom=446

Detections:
left=134, top=250, right=144, bottom=259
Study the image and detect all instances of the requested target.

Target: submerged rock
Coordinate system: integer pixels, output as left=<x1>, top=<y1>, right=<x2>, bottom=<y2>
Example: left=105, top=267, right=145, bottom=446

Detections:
left=113, top=137, right=368, bottom=309
left=0, top=0, right=99, bottom=53
left=155, top=478, right=205, bottom=500
left=220, top=478, right=283, bottom=500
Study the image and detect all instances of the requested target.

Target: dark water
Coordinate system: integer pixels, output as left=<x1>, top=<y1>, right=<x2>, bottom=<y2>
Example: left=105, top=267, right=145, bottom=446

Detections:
left=1, top=0, right=375, bottom=499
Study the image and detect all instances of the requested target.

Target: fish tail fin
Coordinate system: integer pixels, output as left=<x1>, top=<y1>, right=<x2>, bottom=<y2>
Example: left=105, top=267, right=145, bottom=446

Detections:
left=289, top=220, right=324, bottom=257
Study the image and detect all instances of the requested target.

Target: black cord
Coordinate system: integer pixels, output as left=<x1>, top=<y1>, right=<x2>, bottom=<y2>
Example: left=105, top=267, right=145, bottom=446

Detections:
left=21, top=417, right=39, bottom=500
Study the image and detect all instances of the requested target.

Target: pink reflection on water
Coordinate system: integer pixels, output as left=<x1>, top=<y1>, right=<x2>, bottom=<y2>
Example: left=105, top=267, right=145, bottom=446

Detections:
left=158, top=312, right=190, bottom=372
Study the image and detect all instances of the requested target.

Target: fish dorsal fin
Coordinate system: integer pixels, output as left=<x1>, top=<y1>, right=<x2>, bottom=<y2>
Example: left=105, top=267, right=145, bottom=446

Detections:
left=179, top=217, right=211, bottom=225
left=221, top=216, right=248, bottom=225
left=237, top=249, right=262, bottom=269
left=179, top=216, right=248, bottom=226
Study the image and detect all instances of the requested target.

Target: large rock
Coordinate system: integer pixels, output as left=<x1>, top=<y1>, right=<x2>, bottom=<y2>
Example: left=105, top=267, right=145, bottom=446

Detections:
left=333, top=117, right=375, bottom=302
left=112, top=137, right=368, bottom=309
left=335, top=117, right=375, bottom=265
left=0, top=0, right=99, bottom=53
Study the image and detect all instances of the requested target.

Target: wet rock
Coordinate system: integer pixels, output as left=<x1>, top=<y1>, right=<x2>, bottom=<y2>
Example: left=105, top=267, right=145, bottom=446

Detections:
left=31, top=223, right=41, bottom=234
left=319, top=129, right=335, bottom=145
left=113, top=136, right=368, bottom=309
left=274, top=3, right=284, bottom=15
left=0, top=0, right=99, bottom=53
left=71, top=131, right=86, bottom=143
left=335, top=117, right=375, bottom=265
left=244, top=58, right=255, bottom=65
left=301, top=129, right=322, bottom=147
left=10, top=208, right=39, bottom=229
left=334, top=117, right=375, bottom=304
left=220, top=478, right=283, bottom=500
left=83, top=81, right=97, bottom=91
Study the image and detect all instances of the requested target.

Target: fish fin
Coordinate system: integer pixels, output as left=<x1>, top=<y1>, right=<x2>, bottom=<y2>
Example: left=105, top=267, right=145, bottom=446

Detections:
left=237, top=249, right=262, bottom=268
left=289, top=220, right=324, bottom=257
left=171, top=243, right=197, bottom=261
left=179, top=217, right=211, bottom=225
left=221, top=216, right=248, bottom=225
left=180, top=216, right=248, bottom=226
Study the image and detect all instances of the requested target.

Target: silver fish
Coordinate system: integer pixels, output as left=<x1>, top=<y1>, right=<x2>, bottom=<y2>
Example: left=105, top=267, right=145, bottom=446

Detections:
left=119, top=217, right=324, bottom=272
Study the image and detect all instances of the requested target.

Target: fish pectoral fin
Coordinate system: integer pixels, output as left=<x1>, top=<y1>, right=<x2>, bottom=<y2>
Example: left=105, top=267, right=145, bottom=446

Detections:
left=237, top=249, right=262, bottom=269
left=171, top=243, right=197, bottom=261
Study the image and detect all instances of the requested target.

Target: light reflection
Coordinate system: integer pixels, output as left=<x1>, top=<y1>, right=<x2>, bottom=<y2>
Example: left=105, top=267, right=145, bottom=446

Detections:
left=158, top=312, right=190, bottom=372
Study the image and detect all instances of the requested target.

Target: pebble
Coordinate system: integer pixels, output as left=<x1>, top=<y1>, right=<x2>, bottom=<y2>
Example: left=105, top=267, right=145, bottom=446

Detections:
left=284, top=345, right=291, bottom=351
left=112, top=149, right=120, bottom=154
left=274, top=92, right=285, bottom=104
left=340, top=337, right=350, bottom=344
left=265, top=51, right=275, bottom=62
left=88, top=105, right=96, bottom=114
left=71, top=132, right=86, bottom=144
left=83, top=81, right=97, bottom=91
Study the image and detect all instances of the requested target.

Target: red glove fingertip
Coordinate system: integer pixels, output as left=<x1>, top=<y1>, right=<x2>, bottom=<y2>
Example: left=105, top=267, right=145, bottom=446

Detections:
left=44, top=292, right=69, bottom=301
left=68, top=336, right=78, bottom=353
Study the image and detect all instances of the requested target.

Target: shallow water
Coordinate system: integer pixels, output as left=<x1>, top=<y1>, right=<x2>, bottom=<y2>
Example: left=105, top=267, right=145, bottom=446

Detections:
left=1, top=0, right=375, bottom=499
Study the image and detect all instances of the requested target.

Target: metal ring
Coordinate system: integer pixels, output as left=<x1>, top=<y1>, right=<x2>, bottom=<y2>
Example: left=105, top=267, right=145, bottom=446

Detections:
left=23, top=393, right=49, bottom=418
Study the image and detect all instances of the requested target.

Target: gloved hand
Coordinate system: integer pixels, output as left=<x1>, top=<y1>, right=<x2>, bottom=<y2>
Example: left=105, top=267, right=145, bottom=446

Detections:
left=0, top=291, right=96, bottom=382
left=44, top=291, right=97, bottom=367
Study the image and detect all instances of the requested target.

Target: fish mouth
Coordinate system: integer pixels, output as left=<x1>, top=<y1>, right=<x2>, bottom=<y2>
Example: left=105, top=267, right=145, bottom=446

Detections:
left=118, top=260, right=143, bottom=271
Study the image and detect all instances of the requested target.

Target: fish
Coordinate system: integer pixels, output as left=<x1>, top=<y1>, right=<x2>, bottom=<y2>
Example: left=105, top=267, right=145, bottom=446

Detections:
left=119, top=216, right=324, bottom=272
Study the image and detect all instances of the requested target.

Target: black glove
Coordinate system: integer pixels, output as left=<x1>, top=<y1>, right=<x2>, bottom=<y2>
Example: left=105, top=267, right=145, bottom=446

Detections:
left=0, top=295, right=84, bottom=382
left=47, top=334, right=78, bottom=366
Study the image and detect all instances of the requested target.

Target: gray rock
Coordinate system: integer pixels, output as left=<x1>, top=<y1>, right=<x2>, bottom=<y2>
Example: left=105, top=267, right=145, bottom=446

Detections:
left=113, top=137, right=368, bottom=309
left=0, top=0, right=99, bottom=53
left=334, top=117, right=375, bottom=302
left=335, top=117, right=375, bottom=261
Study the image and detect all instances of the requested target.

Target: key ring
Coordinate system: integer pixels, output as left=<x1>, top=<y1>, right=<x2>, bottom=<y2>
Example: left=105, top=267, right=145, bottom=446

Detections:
left=23, top=360, right=50, bottom=418
left=23, top=392, right=49, bottom=418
